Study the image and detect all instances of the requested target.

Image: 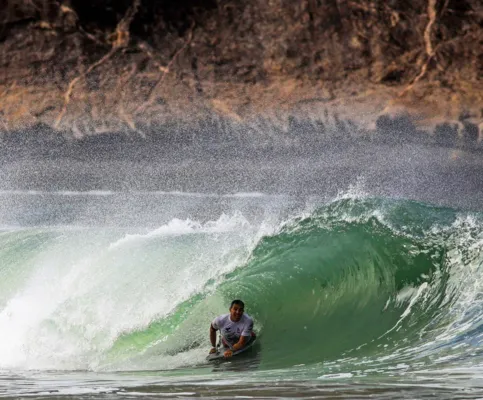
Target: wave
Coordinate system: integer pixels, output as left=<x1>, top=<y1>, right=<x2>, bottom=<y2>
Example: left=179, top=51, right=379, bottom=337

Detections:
left=1, top=197, right=483, bottom=374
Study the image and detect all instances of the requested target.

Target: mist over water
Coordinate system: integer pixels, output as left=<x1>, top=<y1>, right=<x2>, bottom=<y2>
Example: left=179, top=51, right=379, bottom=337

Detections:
left=1, top=133, right=483, bottom=398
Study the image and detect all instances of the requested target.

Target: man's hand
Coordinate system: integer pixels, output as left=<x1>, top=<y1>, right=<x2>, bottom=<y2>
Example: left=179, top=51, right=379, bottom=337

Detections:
left=224, top=341, right=244, bottom=357
left=209, top=347, right=217, bottom=354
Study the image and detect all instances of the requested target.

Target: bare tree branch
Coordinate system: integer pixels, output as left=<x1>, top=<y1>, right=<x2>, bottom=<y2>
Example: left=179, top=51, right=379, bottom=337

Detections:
left=440, top=0, right=450, bottom=18
left=54, top=0, right=141, bottom=128
left=134, top=21, right=195, bottom=116
left=399, top=0, right=438, bottom=97
left=117, top=62, right=140, bottom=133
left=109, top=0, right=141, bottom=48
left=424, top=0, right=437, bottom=57
left=54, top=47, right=115, bottom=128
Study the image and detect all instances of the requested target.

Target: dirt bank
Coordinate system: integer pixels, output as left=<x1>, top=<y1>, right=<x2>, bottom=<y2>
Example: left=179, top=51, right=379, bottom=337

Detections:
left=0, top=0, right=481, bottom=139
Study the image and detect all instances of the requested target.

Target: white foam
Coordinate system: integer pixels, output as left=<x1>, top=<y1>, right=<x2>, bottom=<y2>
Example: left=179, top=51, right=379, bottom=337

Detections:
left=318, top=373, right=353, bottom=379
left=333, top=176, right=368, bottom=201
left=108, top=212, right=251, bottom=249
left=0, top=211, right=270, bottom=371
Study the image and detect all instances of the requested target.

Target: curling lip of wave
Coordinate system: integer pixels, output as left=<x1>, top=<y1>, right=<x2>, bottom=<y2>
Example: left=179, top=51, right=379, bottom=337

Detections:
left=108, top=213, right=252, bottom=249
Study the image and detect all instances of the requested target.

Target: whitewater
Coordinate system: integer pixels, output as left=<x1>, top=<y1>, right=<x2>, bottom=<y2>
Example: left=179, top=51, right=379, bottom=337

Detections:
left=1, top=140, right=483, bottom=399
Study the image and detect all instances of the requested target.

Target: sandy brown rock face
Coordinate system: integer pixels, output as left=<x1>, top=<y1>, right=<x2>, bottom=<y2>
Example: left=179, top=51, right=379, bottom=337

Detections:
left=0, top=0, right=481, bottom=139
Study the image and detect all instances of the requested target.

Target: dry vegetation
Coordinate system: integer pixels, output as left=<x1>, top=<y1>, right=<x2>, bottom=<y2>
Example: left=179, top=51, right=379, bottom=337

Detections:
left=0, top=0, right=481, bottom=136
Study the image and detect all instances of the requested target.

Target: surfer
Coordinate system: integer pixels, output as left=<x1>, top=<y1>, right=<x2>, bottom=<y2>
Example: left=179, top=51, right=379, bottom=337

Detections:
left=209, top=299, right=256, bottom=358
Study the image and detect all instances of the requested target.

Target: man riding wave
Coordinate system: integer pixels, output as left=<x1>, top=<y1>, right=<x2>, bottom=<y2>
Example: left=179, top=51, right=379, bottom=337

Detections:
left=209, top=299, right=256, bottom=358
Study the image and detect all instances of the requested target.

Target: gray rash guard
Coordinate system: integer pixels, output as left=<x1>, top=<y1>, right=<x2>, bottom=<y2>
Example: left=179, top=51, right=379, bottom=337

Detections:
left=211, top=313, right=254, bottom=345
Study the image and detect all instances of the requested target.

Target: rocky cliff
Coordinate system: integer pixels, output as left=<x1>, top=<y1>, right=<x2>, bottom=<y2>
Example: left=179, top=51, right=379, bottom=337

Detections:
left=0, top=0, right=481, bottom=141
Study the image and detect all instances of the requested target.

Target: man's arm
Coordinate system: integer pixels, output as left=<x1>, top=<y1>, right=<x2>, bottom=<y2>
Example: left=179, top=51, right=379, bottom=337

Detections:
left=225, top=318, right=254, bottom=355
left=232, top=335, right=248, bottom=351
left=223, top=335, right=248, bottom=358
left=209, top=324, right=218, bottom=352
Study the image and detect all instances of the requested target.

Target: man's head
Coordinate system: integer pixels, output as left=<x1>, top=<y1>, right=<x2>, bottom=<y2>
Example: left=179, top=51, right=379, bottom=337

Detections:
left=229, top=299, right=245, bottom=322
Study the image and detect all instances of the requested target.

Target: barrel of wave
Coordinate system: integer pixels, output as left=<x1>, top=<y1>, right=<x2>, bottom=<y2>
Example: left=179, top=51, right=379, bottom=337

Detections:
left=215, top=209, right=444, bottom=369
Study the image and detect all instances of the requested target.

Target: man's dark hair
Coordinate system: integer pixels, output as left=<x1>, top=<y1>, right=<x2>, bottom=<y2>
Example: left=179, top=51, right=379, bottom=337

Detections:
left=230, top=299, right=244, bottom=309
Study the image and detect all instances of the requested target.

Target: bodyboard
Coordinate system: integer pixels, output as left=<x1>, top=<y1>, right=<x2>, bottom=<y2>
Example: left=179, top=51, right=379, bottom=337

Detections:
left=206, top=337, right=257, bottom=361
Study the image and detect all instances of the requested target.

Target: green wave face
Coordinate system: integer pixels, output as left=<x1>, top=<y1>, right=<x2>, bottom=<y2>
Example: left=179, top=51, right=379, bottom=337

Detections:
left=217, top=199, right=450, bottom=368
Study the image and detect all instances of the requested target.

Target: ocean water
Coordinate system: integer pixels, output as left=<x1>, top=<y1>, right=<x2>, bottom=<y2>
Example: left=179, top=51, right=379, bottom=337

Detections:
left=1, top=181, right=483, bottom=398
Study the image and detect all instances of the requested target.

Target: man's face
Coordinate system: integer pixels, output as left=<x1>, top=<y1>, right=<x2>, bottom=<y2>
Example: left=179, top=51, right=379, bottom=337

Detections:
left=230, top=304, right=244, bottom=322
